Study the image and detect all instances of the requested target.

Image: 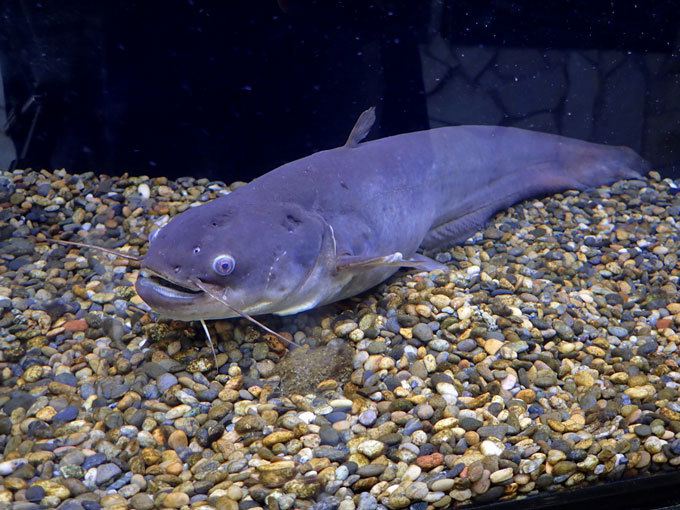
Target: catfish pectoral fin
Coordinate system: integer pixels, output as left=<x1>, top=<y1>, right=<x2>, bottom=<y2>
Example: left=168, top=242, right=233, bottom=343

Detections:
left=336, top=252, right=447, bottom=272
left=406, top=254, right=449, bottom=272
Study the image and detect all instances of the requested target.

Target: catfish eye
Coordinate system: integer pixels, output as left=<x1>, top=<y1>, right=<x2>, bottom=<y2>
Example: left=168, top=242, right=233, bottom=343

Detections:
left=149, top=229, right=159, bottom=242
left=213, top=254, right=235, bottom=276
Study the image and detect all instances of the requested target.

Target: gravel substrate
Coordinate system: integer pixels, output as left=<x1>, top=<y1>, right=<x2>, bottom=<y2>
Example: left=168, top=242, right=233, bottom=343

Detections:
left=0, top=168, right=679, bottom=510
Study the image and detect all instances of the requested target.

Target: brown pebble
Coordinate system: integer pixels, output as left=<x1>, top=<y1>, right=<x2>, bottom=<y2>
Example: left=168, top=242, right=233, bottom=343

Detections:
left=167, top=430, right=188, bottom=450
left=215, top=496, right=240, bottom=510
left=317, top=379, right=339, bottom=391
left=257, top=460, right=297, bottom=487
left=352, top=477, right=379, bottom=491
left=516, top=389, right=536, bottom=404
left=141, top=448, right=162, bottom=465
left=63, top=319, right=89, bottom=332
left=467, top=461, right=484, bottom=482
left=471, top=470, right=490, bottom=494
left=162, top=492, right=190, bottom=508
left=416, top=452, right=444, bottom=469
left=262, top=430, right=295, bottom=447
left=657, top=318, right=673, bottom=329
left=48, top=381, right=76, bottom=395
left=464, top=431, right=480, bottom=446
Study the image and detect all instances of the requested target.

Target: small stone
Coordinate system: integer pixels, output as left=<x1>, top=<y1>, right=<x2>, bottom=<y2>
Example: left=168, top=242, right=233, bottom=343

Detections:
left=234, top=415, right=266, bottom=433
left=257, top=461, right=297, bottom=487
left=484, top=338, right=504, bottom=355
left=357, top=440, right=384, bottom=459
left=430, top=478, right=455, bottom=492
left=359, top=409, right=377, bottom=427
left=404, top=481, right=428, bottom=500
left=168, top=430, right=188, bottom=450
left=32, top=480, right=70, bottom=499
left=263, top=430, right=295, bottom=447
left=412, top=323, right=433, bottom=341
left=574, top=371, right=595, bottom=387
left=458, top=307, right=473, bottom=320
left=320, top=426, right=340, bottom=446
left=459, top=416, right=482, bottom=431
left=63, top=319, right=89, bottom=332
left=489, top=467, right=514, bottom=483
left=416, top=452, right=443, bottom=469
left=435, top=382, right=458, bottom=397
left=430, top=294, right=451, bottom=309
left=96, top=463, right=122, bottom=486
left=334, top=321, right=358, bottom=337
left=163, top=492, right=190, bottom=508
left=552, top=461, right=576, bottom=476
left=644, top=436, right=665, bottom=454
left=477, top=425, right=508, bottom=439
left=634, top=424, right=652, bottom=437
left=516, top=389, right=536, bottom=403
left=480, top=439, right=504, bottom=456
left=26, top=485, right=45, bottom=502
left=130, top=493, right=154, bottom=510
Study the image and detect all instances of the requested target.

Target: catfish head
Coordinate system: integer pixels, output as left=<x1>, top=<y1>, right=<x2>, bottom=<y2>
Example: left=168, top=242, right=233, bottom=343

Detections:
left=135, top=199, right=338, bottom=321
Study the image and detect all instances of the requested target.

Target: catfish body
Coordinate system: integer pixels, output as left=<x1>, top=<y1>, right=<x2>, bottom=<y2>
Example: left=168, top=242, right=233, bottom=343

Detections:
left=136, top=114, right=648, bottom=321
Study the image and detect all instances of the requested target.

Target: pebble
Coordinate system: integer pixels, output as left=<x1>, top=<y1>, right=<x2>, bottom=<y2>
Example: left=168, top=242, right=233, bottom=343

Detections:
left=489, top=467, right=514, bottom=483
left=96, top=463, right=122, bottom=486
left=356, top=440, right=384, bottom=459
left=412, top=323, right=433, bottom=341
left=0, top=168, right=678, bottom=509
left=480, top=439, right=504, bottom=456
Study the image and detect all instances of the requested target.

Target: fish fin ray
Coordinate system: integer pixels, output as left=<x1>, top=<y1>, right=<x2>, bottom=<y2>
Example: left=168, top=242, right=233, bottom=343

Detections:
left=336, top=252, right=447, bottom=272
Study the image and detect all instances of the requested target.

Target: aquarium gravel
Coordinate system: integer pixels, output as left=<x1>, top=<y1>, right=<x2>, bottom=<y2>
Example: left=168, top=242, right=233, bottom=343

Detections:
left=0, top=168, right=679, bottom=510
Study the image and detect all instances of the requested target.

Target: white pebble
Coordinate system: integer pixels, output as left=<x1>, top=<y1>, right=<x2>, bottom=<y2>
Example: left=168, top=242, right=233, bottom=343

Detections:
left=357, top=439, right=385, bottom=459
left=423, top=354, right=437, bottom=372
left=0, top=459, right=27, bottom=475
left=403, top=464, right=421, bottom=481
left=501, top=373, right=517, bottom=390
left=335, top=465, right=349, bottom=481
left=137, top=183, right=150, bottom=199
left=480, top=439, right=505, bottom=456
left=330, top=398, right=353, bottom=410
left=435, top=382, right=458, bottom=397
left=457, top=306, right=473, bottom=320
left=490, top=467, right=514, bottom=483
left=411, top=430, right=428, bottom=446
left=298, top=411, right=316, bottom=424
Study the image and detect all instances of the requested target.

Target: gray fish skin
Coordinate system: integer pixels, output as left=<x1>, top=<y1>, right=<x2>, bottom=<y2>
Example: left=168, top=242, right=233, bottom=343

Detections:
left=135, top=117, right=649, bottom=321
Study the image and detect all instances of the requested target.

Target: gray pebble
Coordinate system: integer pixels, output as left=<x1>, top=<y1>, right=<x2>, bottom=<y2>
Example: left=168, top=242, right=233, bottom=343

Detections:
left=428, top=339, right=450, bottom=352
left=359, top=409, right=377, bottom=427
left=459, top=416, right=483, bottom=431
left=457, top=339, right=477, bottom=352
left=412, top=323, right=433, bottom=341
left=356, top=492, right=378, bottom=510
left=608, top=326, right=629, bottom=338
left=157, top=373, right=178, bottom=392
left=96, top=462, right=122, bottom=485
left=477, top=425, right=508, bottom=439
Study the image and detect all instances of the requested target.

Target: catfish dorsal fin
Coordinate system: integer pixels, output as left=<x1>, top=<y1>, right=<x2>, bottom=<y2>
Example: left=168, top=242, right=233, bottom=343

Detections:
left=344, top=107, right=376, bottom=148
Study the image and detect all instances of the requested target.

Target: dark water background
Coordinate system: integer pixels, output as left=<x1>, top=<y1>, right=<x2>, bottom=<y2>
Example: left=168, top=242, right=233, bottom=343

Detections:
left=1, top=0, right=679, bottom=181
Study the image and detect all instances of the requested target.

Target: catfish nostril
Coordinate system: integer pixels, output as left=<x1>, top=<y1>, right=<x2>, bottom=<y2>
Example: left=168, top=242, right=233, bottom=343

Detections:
left=174, top=266, right=180, bottom=273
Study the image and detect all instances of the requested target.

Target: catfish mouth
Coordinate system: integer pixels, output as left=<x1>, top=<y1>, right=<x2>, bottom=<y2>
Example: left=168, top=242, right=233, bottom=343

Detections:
left=137, top=269, right=203, bottom=298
